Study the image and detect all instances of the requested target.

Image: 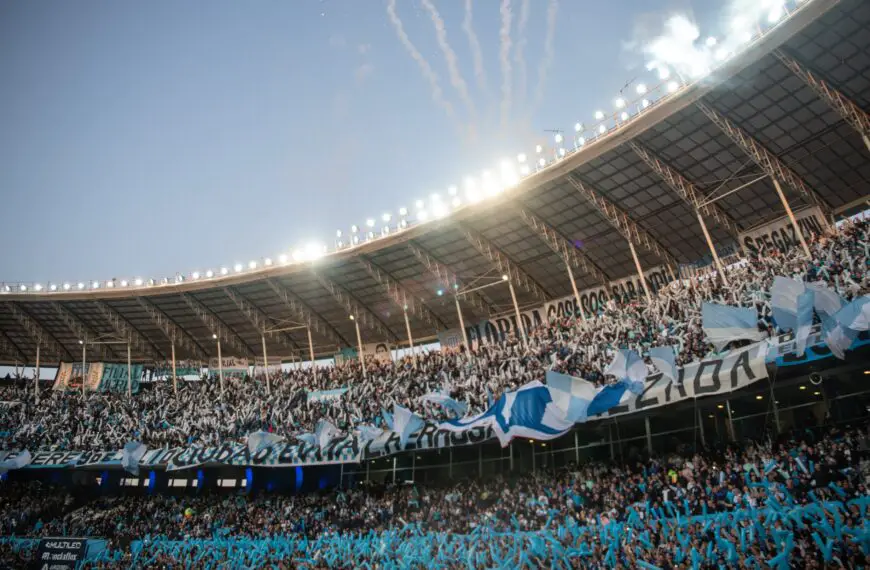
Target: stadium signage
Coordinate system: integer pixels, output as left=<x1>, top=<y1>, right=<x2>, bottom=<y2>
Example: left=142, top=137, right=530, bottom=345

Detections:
left=465, top=266, right=672, bottom=346
left=34, top=537, right=87, bottom=570
left=739, top=206, right=826, bottom=255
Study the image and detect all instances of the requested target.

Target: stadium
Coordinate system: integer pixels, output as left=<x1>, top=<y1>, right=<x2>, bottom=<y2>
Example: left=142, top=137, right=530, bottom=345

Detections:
left=1, top=0, right=869, bottom=567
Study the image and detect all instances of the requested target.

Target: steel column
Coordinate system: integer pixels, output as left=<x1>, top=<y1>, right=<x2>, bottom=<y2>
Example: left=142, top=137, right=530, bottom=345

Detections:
left=81, top=335, right=87, bottom=397
left=353, top=317, right=365, bottom=379
left=772, top=177, right=812, bottom=258
left=261, top=334, right=271, bottom=395
left=565, top=262, right=585, bottom=320
left=697, top=212, right=729, bottom=284
left=307, top=327, right=317, bottom=382
left=455, top=297, right=470, bottom=349
left=402, top=309, right=417, bottom=369
left=725, top=400, right=735, bottom=442
left=507, top=281, right=528, bottom=346
left=628, top=241, right=653, bottom=303
left=216, top=339, right=225, bottom=398
left=127, top=342, right=132, bottom=398
left=171, top=342, right=178, bottom=397
left=34, top=342, right=40, bottom=402
left=645, top=416, right=653, bottom=455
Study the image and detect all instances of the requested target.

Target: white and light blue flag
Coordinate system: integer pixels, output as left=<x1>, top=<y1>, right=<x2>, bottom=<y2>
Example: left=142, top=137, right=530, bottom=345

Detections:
left=702, top=302, right=765, bottom=351
left=441, top=381, right=574, bottom=447
left=314, top=419, right=341, bottom=451
left=391, top=404, right=426, bottom=449
left=355, top=424, right=384, bottom=444
left=794, top=289, right=815, bottom=357
left=247, top=430, right=285, bottom=455
left=648, top=346, right=678, bottom=382
left=295, top=432, right=316, bottom=447
left=121, top=442, right=147, bottom=476
left=605, top=349, right=647, bottom=395
left=771, top=276, right=805, bottom=332
left=420, top=390, right=468, bottom=418
left=806, top=282, right=844, bottom=328
left=833, top=296, right=869, bottom=332
left=545, top=370, right=598, bottom=423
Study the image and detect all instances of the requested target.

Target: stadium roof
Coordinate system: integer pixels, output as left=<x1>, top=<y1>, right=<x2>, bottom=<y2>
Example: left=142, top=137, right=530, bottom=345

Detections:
left=1, top=0, right=868, bottom=366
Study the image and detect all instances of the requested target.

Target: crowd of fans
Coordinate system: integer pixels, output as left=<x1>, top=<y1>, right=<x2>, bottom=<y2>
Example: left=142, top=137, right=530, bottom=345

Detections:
left=0, top=422, right=868, bottom=568
left=0, top=220, right=866, bottom=452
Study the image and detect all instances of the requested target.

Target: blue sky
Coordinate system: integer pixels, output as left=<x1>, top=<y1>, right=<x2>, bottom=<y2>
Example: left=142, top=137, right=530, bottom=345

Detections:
left=0, top=0, right=721, bottom=284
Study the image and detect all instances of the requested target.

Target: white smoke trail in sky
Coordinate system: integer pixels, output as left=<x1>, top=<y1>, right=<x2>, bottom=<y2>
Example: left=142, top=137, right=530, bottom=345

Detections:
left=498, top=0, right=513, bottom=128
left=640, top=0, right=790, bottom=83
left=463, top=0, right=490, bottom=98
left=531, top=0, right=559, bottom=112
left=421, top=0, right=477, bottom=123
left=386, top=0, right=457, bottom=125
left=513, top=0, right=531, bottom=108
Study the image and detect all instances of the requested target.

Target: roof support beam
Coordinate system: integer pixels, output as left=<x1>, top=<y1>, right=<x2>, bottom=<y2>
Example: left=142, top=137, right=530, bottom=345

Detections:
left=264, top=279, right=349, bottom=348
left=629, top=141, right=742, bottom=238
left=695, top=101, right=832, bottom=218
left=93, top=301, right=165, bottom=361
left=180, top=293, right=254, bottom=357
left=406, top=241, right=496, bottom=319
left=5, top=302, right=73, bottom=361
left=311, top=271, right=399, bottom=343
left=775, top=49, right=870, bottom=154
left=457, top=222, right=551, bottom=302
left=566, top=175, right=681, bottom=270
left=0, top=330, right=28, bottom=363
left=516, top=206, right=611, bottom=286
left=52, top=303, right=117, bottom=360
left=223, top=287, right=300, bottom=354
left=357, top=256, right=447, bottom=332
left=135, top=297, right=210, bottom=360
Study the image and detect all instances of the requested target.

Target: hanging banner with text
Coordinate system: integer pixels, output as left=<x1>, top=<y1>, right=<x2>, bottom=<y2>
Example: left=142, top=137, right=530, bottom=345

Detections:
left=99, top=363, right=142, bottom=394
left=739, top=206, right=826, bottom=256
left=53, top=363, right=101, bottom=392
left=208, top=357, right=249, bottom=377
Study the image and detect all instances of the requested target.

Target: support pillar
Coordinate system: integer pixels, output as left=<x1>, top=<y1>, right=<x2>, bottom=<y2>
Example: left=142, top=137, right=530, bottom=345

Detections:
left=352, top=317, right=365, bottom=379
left=645, top=416, right=653, bottom=455
left=507, top=280, right=528, bottom=346
left=171, top=342, right=178, bottom=397
left=261, top=334, right=271, bottom=395
left=697, top=408, right=706, bottom=448
left=565, top=262, right=586, bottom=321
left=697, top=212, right=729, bottom=285
left=771, top=177, right=812, bottom=258
left=574, top=431, right=580, bottom=465
left=306, top=327, right=317, bottom=382
left=403, top=309, right=417, bottom=369
left=608, top=424, right=615, bottom=461
left=478, top=446, right=483, bottom=478
left=725, top=400, right=735, bottom=442
left=216, top=338, right=225, bottom=398
left=81, top=335, right=87, bottom=397
left=769, top=380, right=781, bottom=434
left=508, top=442, right=514, bottom=472
left=34, top=342, right=40, bottom=402
left=455, top=297, right=470, bottom=350
left=127, top=342, right=132, bottom=397
left=392, top=456, right=397, bottom=483
left=628, top=241, right=653, bottom=303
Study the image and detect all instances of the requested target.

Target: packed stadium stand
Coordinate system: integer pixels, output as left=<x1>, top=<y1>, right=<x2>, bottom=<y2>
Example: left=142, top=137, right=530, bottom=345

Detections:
left=1, top=0, right=870, bottom=567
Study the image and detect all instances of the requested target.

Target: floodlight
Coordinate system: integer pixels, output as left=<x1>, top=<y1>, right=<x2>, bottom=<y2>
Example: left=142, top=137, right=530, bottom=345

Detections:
left=418, top=209, right=429, bottom=221
left=366, top=219, right=375, bottom=228
left=399, top=219, right=407, bottom=228
left=34, top=284, right=42, bottom=292
left=667, top=81, right=679, bottom=93
left=415, top=200, right=424, bottom=210
left=337, top=240, right=344, bottom=247
left=63, top=283, right=71, bottom=290
left=106, top=280, right=114, bottom=288
left=538, top=158, right=546, bottom=167
left=248, top=261, right=257, bottom=269
left=175, top=275, right=183, bottom=283
left=161, top=277, right=169, bottom=285
left=278, top=255, right=288, bottom=265
left=398, top=207, right=408, bottom=216
left=148, top=279, right=156, bottom=286
left=92, top=281, right=100, bottom=289
left=264, top=258, right=272, bottom=267
left=554, top=133, right=563, bottom=143
left=574, top=122, right=583, bottom=132
left=705, top=36, right=717, bottom=47
left=636, top=84, right=647, bottom=95
left=519, top=165, right=530, bottom=175
left=598, top=125, right=606, bottom=134
left=134, top=278, right=144, bottom=286
left=50, top=284, right=58, bottom=292
left=437, top=289, right=443, bottom=296
left=349, top=315, right=354, bottom=320
left=767, top=5, right=784, bottom=23
left=433, top=203, right=448, bottom=218
left=620, top=112, right=629, bottom=121
left=615, top=98, right=625, bottom=109
left=594, top=110, right=605, bottom=120
left=431, top=192, right=441, bottom=201
left=212, top=334, right=218, bottom=339
left=382, top=213, right=391, bottom=222
left=77, top=282, right=85, bottom=290
left=658, top=67, right=670, bottom=80
left=447, top=185, right=458, bottom=196
left=517, top=153, right=526, bottom=163
left=577, top=136, right=586, bottom=146
left=336, top=229, right=342, bottom=238
left=641, top=99, right=650, bottom=109
left=234, top=263, right=243, bottom=273
left=382, top=225, right=390, bottom=235
left=558, top=148, right=566, bottom=157
left=366, top=231, right=375, bottom=239
left=501, top=274, right=509, bottom=281
left=535, top=145, right=543, bottom=153
left=20, top=285, right=27, bottom=292
left=451, top=197, right=461, bottom=208
left=352, top=235, right=360, bottom=244
left=351, top=225, right=358, bottom=233
left=79, top=340, right=84, bottom=345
